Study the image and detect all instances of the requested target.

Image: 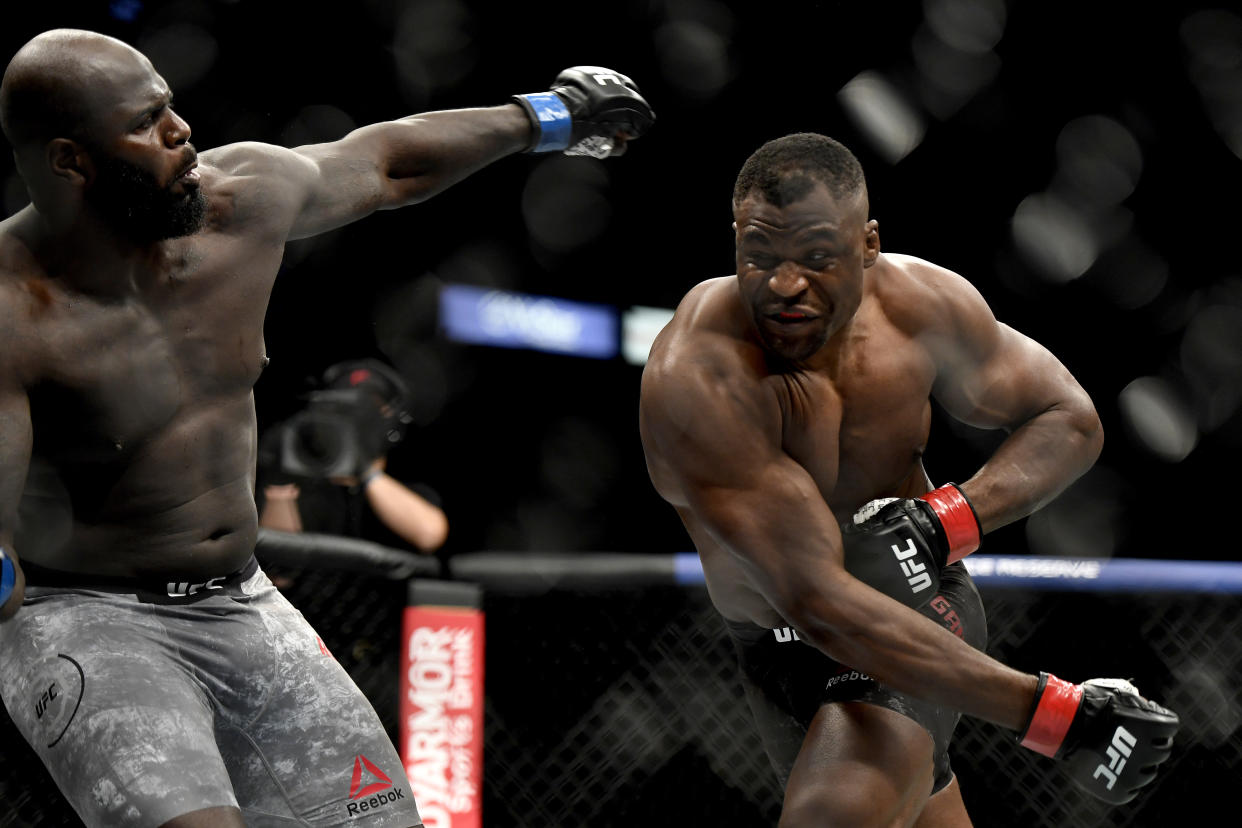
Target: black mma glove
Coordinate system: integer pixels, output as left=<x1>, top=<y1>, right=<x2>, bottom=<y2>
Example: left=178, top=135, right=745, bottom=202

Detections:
left=1018, top=672, right=1179, bottom=805
left=514, top=66, right=655, bottom=158
left=842, top=484, right=981, bottom=609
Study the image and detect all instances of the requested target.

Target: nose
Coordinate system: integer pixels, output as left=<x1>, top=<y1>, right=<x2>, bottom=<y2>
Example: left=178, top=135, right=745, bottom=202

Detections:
left=164, top=109, right=192, bottom=147
left=768, top=263, right=809, bottom=299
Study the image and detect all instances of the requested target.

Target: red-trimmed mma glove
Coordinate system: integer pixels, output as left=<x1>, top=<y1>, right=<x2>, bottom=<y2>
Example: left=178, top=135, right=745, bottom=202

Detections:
left=513, top=66, right=655, bottom=158
left=1019, top=673, right=1179, bottom=804
left=841, top=484, right=981, bottom=609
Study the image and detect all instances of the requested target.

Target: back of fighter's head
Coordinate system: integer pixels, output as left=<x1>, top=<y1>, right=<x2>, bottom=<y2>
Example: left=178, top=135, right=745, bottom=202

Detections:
left=1, top=29, right=148, bottom=163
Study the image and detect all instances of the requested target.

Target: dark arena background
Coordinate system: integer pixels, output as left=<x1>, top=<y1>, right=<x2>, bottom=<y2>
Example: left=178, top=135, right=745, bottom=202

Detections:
left=2, top=1, right=1241, bottom=826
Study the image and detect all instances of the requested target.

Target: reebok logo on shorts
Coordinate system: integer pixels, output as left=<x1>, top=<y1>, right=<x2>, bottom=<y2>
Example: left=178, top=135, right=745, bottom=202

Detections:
left=345, top=754, right=405, bottom=816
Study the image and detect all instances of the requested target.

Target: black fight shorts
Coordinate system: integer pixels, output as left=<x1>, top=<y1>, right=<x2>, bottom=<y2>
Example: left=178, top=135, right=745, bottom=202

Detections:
left=726, top=563, right=987, bottom=794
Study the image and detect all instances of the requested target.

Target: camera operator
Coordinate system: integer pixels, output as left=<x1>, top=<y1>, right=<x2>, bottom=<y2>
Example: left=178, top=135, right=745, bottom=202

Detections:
left=258, top=358, right=449, bottom=553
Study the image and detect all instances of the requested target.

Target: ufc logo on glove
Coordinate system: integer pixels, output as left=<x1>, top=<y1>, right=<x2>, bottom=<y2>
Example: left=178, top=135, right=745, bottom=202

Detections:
left=1093, top=726, right=1137, bottom=791
left=891, top=538, right=933, bottom=594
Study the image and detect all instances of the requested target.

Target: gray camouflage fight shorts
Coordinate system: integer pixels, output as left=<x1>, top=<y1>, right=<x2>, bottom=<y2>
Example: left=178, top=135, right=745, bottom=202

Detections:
left=0, top=556, right=423, bottom=828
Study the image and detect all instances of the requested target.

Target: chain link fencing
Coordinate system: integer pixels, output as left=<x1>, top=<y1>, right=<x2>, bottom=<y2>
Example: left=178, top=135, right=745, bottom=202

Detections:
left=2, top=541, right=1237, bottom=826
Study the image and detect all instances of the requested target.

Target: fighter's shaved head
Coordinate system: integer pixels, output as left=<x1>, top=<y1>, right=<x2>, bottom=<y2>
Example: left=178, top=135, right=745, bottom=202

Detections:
left=0, top=29, right=150, bottom=152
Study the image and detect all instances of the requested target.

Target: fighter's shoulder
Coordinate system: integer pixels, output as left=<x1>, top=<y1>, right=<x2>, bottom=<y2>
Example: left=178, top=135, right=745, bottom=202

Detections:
left=200, top=141, right=308, bottom=178
left=647, top=277, right=755, bottom=373
left=643, top=276, right=767, bottom=411
left=0, top=219, right=44, bottom=320
left=198, top=142, right=311, bottom=230
left=869, top=252, right=991, bottom=334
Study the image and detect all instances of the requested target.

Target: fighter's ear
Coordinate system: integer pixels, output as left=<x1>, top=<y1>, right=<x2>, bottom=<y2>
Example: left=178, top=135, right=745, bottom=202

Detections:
left=46, top=138, right=93, bottom=185
left=862, top=219, right=880, bottom=268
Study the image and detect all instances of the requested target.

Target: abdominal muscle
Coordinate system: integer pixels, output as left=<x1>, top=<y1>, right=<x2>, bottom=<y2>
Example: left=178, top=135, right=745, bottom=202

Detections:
left=22, top=397, right=263, bottom=580
left=60, top=479, right=261, bottom=579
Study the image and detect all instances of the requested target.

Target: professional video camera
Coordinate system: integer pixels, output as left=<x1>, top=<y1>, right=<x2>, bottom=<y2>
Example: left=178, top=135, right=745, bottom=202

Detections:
left=277, top=359, right=413, bottom=480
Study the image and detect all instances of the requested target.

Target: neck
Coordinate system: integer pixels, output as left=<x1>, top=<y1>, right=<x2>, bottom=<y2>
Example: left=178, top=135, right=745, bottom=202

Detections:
left=21, top=204, right=167, bottom=298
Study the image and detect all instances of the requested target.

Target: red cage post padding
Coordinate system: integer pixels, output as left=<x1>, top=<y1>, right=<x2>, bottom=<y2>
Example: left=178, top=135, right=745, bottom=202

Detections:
left=400, top=579, right=485, bottom=828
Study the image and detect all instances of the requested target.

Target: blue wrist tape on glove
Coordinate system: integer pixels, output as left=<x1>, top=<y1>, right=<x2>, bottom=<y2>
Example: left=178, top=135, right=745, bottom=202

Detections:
left=0, top=548, right=15, bottom=607
left=517, top=92, right=572, bottom=152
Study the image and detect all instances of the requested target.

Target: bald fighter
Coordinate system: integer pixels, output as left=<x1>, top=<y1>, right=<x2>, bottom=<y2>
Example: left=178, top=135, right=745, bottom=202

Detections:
left=639, top=133, right=1177, bottom=826
left=0, top=29, right=653, bottom=828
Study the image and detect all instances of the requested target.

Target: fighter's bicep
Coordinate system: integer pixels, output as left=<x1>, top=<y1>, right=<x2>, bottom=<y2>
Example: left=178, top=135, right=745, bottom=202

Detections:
left=934, top=321, right=1083, bottom=431
left=640, top=366, right=845, bottom=598
left=640, top=360, right=783, bottom=497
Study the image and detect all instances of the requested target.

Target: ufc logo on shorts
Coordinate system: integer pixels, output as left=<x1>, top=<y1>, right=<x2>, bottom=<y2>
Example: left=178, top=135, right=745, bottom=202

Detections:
left=1093, top=726, right=1137, bottom=790
left=166, top=577, right=224, bottom=597
left=891, top=539, right=932, bottom=594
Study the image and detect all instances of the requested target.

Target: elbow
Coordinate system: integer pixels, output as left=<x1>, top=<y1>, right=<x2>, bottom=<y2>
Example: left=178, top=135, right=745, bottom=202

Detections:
left=774, top=576, right=866, bottom=651
left=1072, top=392, right=1105, bottom=465
left=382, top=177, right=436, bottom=209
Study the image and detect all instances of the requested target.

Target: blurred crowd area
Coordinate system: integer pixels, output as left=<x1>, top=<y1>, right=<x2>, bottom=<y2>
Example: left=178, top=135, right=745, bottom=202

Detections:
left=2, top=0, right=1240, bottom=562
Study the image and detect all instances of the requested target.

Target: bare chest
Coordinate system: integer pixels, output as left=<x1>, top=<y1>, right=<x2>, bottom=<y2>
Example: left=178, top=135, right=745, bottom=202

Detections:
left=24, top=255, right=273, bottom=458
left=775, top=338, right=936, bottom=512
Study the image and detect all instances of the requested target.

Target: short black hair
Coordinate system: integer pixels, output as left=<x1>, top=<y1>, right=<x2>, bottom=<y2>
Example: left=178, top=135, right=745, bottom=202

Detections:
left=733, top=133, right=866, bottom=208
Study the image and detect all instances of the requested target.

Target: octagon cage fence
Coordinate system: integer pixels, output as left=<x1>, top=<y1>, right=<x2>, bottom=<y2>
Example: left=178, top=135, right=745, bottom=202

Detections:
left=1, top=529, right=1239, bottom=827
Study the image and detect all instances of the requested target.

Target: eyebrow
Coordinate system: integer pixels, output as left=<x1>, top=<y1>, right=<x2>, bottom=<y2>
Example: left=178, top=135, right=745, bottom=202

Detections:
left=130, top=92, right=173, bottom=126
left=739, top=225, right=842, bottom=244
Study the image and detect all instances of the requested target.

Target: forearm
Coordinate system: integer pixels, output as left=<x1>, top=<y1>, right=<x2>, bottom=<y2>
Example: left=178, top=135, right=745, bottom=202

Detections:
left=710, top=493, right=1036, bottom=731
left=791, top=582, right=1038, bottom=730
left=259, top=485, right=303, bottom=533
left=961, top=403, right=1103, bottom=533
left=364, top=474, right=449, bottom=552
left=367, top=105, right=533, bottom=208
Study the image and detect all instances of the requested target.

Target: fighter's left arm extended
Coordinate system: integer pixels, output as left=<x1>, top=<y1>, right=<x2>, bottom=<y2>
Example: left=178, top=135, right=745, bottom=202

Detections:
left=207, top=67, right=653, bottom=242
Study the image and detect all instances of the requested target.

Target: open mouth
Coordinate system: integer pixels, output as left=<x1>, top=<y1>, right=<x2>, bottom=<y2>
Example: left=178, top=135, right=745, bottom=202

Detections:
left=175, top=157, right=200, bottom=185
left=765, top=307, right=821, bottom=326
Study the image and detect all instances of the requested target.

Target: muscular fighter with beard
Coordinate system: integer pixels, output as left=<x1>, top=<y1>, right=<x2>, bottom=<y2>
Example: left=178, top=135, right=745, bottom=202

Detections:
left=0, top=28, right=652, bottom=828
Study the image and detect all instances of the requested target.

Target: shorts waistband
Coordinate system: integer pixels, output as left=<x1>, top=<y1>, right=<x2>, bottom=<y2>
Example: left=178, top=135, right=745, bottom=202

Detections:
left=21, top=555, right=259, bottom=602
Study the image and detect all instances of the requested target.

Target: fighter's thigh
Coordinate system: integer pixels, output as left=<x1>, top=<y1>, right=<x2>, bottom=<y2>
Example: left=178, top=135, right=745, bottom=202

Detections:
left=0, top=599, right=236, bottom=827
left=219, top=585, right=420, bottom=827
left=913, top=776, right=973, bottom=828
left=780, top=701, right=935, bottom=828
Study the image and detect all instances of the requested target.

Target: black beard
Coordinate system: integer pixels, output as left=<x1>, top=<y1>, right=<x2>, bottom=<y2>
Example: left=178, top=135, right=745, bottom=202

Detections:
left=86, top=156, right=207, bottom=242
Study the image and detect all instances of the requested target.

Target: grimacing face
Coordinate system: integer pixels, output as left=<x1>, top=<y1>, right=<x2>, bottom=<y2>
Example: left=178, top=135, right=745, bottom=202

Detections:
left=733, top=181, right=878, bottom=363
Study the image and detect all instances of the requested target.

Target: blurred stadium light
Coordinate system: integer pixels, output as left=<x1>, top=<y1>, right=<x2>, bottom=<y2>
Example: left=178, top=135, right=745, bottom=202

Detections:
left=440, top=283, right=619, bottom=359
left=622, top=306, right=676, bottom=366
left=1118, top=376, right=1199, bottom=463
left=838, top=70, right=926, bottom=164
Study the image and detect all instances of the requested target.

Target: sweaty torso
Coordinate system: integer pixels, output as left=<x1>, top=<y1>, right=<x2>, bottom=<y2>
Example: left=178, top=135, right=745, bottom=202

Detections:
left=645, top=259, right=939, bottom=625
left=2, top=161, right=288, bottom=578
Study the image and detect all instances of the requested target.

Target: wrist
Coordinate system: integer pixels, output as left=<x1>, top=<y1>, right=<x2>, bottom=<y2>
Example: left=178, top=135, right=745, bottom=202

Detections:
left=512, top=91, right=572, bottom=152
left=921, top=483, right=981, bottom=564
left=359, top=468, right=383, bottom=489
left=1019, top=672, right=1083, bottom=758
